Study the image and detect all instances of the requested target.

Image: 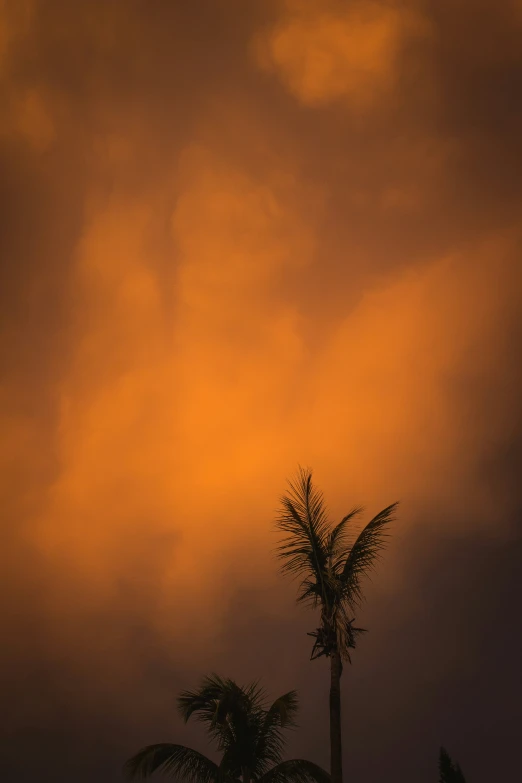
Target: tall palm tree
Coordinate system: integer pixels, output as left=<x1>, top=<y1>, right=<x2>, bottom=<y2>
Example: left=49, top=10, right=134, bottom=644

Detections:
left=275, top=467, right=398, bottom=783
left=125, top=674, right=330, bottom=783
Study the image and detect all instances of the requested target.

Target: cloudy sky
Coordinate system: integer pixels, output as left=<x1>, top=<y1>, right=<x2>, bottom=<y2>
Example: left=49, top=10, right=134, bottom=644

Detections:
left=1, top=1, right=521, bottom=781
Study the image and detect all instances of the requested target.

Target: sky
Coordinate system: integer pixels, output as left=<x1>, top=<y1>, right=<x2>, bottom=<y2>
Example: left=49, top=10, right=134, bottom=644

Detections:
left=1, top=0, right=522, bottom=781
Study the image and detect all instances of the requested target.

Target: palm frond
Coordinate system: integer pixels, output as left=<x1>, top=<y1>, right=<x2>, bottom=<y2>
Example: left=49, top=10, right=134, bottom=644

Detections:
left=275, top=467, right=330, bottom=599
left=178, top=675, right=255, bottom=753
left=243, top=679, right=267, bottom=711
left=340, top=503, right=398, bottom=608
left=264, top=691, right=299, bottom=729
left=254, top=691, right=299, bottom=772
left=124, top=744, right=220, bottom=783
left=259, top=759, right=330, bottom=783
left=178, top=675, right=245, bottom=724
left=177, top=674, right=224, bottom=723
left=296, top=578, right=322, bottom=607
left=327, top=507, right=363, bottom=573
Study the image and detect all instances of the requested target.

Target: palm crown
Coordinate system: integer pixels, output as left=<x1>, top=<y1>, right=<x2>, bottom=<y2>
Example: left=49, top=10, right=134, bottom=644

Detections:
left=125, top=675, right=330, bottom=783
left=275, top=467, right=398, bottom=661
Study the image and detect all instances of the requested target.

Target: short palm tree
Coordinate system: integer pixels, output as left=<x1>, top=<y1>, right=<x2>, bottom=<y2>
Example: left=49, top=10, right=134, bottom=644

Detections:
left=275, top=468, right=398, bottom=783
left=125, top=674, right=330, bottom=783
left=439, top=748, right=466, bottom=783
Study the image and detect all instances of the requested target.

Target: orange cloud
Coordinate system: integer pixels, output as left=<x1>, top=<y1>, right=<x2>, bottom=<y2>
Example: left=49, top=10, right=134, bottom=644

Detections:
left=254, top=0, right=430, bottom=110
left=29, top=157, right=518, bottom=655
left=25, top=129, right=324, bottom=662
left=0, top=1, right=55, bottom=150
left=303, top=231, right=521, bottom=527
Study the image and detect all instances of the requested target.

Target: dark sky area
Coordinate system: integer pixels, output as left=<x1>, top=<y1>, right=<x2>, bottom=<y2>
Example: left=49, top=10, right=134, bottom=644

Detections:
left=1, top=1, right=521, bottom=781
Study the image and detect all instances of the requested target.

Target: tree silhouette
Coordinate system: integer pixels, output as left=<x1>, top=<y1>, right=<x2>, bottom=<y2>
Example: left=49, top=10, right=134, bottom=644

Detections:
left=125, top=674, right=330, bottom=783
left=275, top=467, right=397, bottom=783
left=439, top=747, right=466, bottom=783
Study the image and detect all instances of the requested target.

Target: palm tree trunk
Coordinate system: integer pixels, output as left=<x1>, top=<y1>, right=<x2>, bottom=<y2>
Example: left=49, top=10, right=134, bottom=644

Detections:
left=330, top=651, right=343, bottom=783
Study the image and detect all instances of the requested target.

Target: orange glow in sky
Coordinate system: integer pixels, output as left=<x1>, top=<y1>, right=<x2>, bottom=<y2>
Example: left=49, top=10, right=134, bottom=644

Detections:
left=1, top=2, right=521, bottom=781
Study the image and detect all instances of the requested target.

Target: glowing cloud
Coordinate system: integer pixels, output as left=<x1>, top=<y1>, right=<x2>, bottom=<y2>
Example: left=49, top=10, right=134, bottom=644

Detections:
left=254, top=0, right=429, bottom=110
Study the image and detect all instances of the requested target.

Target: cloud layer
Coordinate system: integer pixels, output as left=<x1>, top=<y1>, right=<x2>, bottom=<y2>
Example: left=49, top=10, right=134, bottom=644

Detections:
left=1, top=1, right=521, bottom=781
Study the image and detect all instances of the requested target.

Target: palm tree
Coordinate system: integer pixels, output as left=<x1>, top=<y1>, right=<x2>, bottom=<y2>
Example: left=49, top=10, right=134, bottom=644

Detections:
left=275, top=467, right=398, bottom=783
left=439, top=747, right=466, bottom=783
left=125, top=674, right=330, bottom=783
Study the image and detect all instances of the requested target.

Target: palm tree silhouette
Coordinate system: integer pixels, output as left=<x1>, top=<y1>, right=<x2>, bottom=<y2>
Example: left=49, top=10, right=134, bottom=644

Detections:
left=125, top=674, right=330, bottom=783
left=439, top=747, right=466, bottom=782
left=275, top=467, right=397, bottom=783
